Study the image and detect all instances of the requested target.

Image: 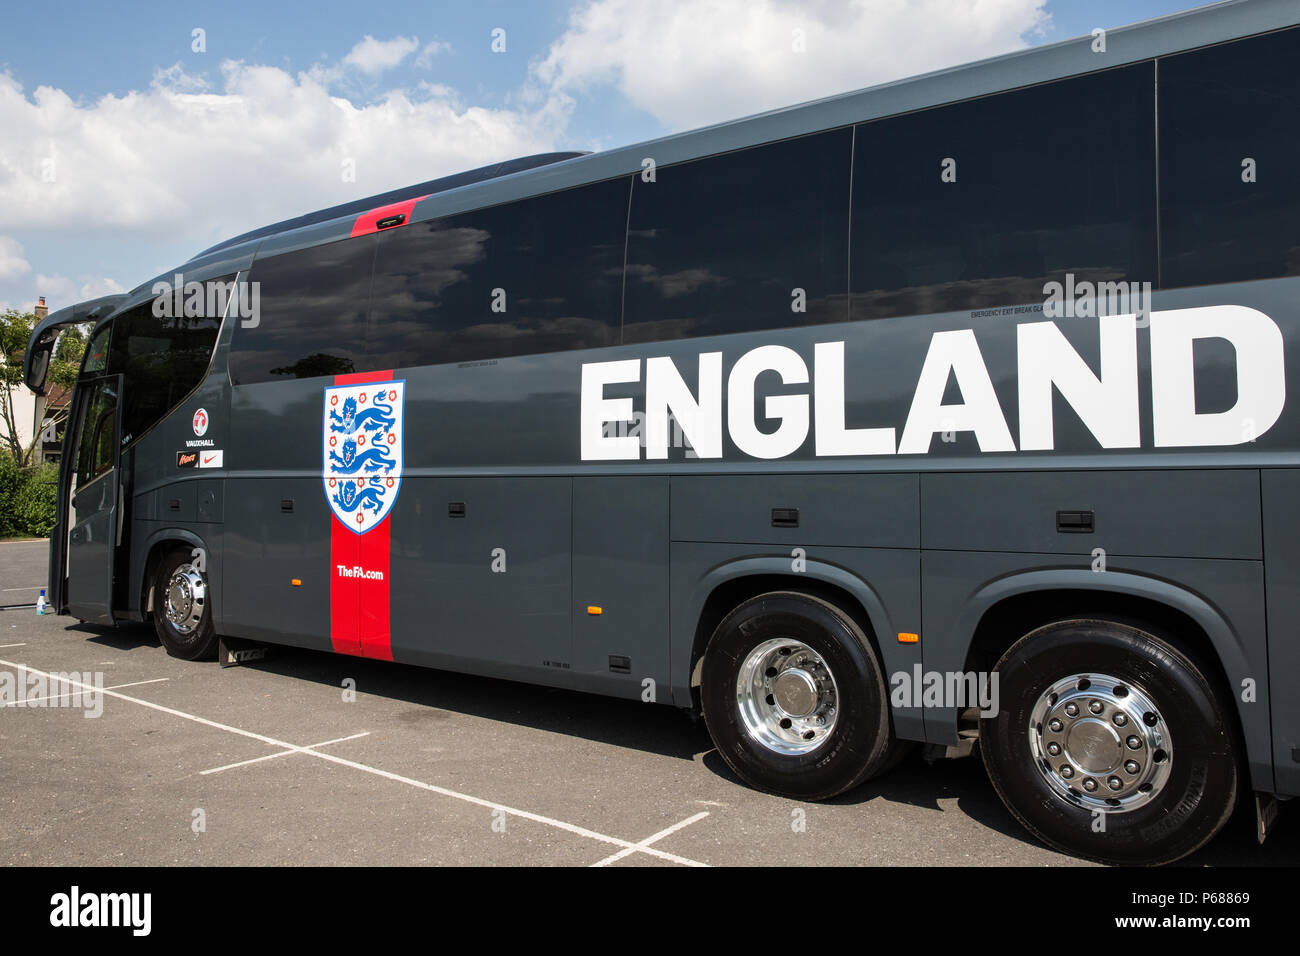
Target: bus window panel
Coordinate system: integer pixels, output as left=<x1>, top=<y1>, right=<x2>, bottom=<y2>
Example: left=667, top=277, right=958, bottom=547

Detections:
left=622, top=126, right=852, bottom=346
left=850, top=62, right=1158, bottom=321
left=229, top=239, right=374, bottom=385
left=81, top=324, right=110, bottom=375
left=72, top=406, right=98, bottom=488
left=107, top=290, right=224, bottom=444
left=92, top=407, right=116, bottom=477
left=1158, top=25, right=1300, bottom=288
left=73, top=384, right=118, bottom=489
left=368, top=178, right=626, bottom=370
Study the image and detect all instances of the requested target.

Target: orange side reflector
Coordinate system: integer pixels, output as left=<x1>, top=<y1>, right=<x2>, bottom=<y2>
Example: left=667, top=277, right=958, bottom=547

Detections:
left=897, top=632, right=919, bottom=644
left=587, top=606, right=603, bottom=615
left=291, top=579, right=302, bottom=587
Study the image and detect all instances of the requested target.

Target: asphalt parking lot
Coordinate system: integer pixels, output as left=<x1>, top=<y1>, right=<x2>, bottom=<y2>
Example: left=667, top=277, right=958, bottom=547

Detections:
left=1, top=540, right=1295, bottom=867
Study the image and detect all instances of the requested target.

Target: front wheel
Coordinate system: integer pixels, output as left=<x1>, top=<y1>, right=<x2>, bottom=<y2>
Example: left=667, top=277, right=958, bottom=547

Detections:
left=701, top=591, right=902, bottom=801
left=152, top=548, right=218, bottom=661
left=980, top=619, right=1238, bottom=865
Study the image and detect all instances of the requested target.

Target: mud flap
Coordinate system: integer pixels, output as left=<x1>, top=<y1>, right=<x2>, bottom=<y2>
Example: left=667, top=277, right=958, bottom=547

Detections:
left=219, top=635, right=268, bottom=668
left=1255, top=791, right=1280, bottom=844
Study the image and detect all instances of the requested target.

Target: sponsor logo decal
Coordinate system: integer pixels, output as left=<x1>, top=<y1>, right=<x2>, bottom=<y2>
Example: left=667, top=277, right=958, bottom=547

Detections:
left=335, top=564, right=385, bottom=580
left=176, top=451, right=198, bottom=468
left=322, top=380, right=404, bottom=533
left=199, top=450, right=223, bottom=468
left=192, top=407, right=209, bottom=437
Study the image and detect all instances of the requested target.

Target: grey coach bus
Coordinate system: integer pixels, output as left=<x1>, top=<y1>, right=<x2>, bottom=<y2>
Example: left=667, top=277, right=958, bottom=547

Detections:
left=24, top=0, right=1300, bottom=864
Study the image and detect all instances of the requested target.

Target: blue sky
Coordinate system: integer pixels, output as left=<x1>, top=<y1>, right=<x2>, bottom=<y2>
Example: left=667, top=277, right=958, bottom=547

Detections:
left=0, top=0, right=1217, bottom=313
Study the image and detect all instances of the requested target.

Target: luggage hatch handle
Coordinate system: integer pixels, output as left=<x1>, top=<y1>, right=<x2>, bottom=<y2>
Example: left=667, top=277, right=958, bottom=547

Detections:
left=771, top=508, right=800, bottom=529
left=1056, top=510, right=1094, bottom=533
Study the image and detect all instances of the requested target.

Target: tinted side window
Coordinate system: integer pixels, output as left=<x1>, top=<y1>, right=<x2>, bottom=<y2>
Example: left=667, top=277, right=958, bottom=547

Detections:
left=850, top=63, right=1157, bottom=320
left=73, top=380, right=118, bottom=488
left=368, top=178, right=628, bottom=369
left=81, top=323, right=110, bottom=375
left=623, top=128, right=852, bottom=345
left=1159, top=26, right=1300, bottom=288
left=230, top=237, right=376, bottom=384
left=107, top=284, right=226, bottom=444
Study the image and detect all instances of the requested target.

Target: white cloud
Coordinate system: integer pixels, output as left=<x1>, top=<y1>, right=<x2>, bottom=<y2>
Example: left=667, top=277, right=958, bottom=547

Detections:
left=33, top=273, right=126, bottom=302
left=534, top=0, right=1050, bottom=130
left=342, top=35, right=421, bottom=75
left=0, top=4, right=1054, bottom=309
left=0, top=234, right=123, bottom=312
left=0, top=62, right=569, bottom=254
left=0, top=236, right=31, bottom=282
left=415, top=39, right=453, bottom=68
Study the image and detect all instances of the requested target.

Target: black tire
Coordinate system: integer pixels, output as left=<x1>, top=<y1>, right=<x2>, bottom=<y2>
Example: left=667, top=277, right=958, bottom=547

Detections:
left=152, top=548, right=218, bottom=661
left=701, top=591, right=900, bottom=801
left=980, top=619, right=1238, bottom=866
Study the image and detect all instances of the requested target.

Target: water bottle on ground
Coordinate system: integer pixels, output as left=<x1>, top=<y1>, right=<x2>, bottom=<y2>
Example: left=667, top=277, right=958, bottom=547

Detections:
left=37, top=589, right=47, bottom=615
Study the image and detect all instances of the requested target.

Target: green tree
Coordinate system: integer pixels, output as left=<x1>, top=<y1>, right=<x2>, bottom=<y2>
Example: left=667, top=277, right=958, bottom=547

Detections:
left=0, top=308, right=86, bottom=467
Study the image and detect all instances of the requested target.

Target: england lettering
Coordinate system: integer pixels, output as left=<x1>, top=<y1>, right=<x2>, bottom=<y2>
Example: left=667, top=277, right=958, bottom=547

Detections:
left=580, top=306, right=1285, bottom=461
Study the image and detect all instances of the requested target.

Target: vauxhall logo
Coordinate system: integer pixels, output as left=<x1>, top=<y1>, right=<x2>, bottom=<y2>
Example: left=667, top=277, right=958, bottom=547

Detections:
left=580, top=306, right=1286, bottom=461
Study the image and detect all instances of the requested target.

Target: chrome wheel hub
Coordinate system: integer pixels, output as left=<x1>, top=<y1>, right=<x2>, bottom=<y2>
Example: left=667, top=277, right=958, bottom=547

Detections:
left=1029, top=673, right=1171, bottom=813
left=736, top=639, right=839, bottom=755
left=165, top=564, right=206, bottom=636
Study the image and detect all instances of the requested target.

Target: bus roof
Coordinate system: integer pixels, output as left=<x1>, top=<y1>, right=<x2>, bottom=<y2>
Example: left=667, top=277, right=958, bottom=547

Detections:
left=189, top=151, right=588, bottom=261
left=159, top=0, right=1294, bottom=295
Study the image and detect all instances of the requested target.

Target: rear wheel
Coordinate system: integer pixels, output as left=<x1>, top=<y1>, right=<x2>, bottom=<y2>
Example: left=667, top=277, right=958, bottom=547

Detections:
left=980, top=619, right=1238, bottom=865
left=701, top=591, right=902, bottom=801
left=152, top=548, right=217, bottom=661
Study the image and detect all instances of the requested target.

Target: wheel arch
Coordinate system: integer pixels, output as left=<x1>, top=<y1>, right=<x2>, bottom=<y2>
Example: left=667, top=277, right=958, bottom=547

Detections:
left=956, top=568, right=1262, bottom=787
left=684, top=557, right=894, bottom=707
left=137, top=528, right=211, bottom=621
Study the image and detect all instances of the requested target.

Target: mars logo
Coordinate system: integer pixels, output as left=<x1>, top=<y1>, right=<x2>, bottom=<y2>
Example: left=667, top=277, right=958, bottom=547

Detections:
left=322, top=381, right=404, bottom=533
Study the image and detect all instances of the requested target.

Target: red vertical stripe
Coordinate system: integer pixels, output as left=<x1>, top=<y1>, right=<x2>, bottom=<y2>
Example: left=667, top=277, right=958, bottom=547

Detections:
left=358, top=516, right=393, bottom=661
left=330, top=370, right=394, bottom=659
left=329, top=524, right=361, bottom=655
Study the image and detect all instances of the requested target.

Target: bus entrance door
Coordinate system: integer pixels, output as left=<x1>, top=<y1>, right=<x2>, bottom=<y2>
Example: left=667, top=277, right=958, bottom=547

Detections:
left=64, top=374, right=123, bottom=624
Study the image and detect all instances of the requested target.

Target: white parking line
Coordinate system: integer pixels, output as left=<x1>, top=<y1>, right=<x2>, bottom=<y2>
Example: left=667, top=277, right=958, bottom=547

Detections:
left=2, top=587, right=41, bottom=592
left=590, top=811, right=711, bottom=867
left=0, top=643, right=28, bottom=648
left=0, top=658, right=710, bottom=867
left=201, top=732, right=372, bottom=775
left=1, top=677, right=170, bottom=707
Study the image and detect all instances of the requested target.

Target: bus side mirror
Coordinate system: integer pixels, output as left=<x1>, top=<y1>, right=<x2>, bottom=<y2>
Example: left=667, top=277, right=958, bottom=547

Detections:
left=22, top=292, right=127, bottom=397
left=24, top=338, right=53, bottom=395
